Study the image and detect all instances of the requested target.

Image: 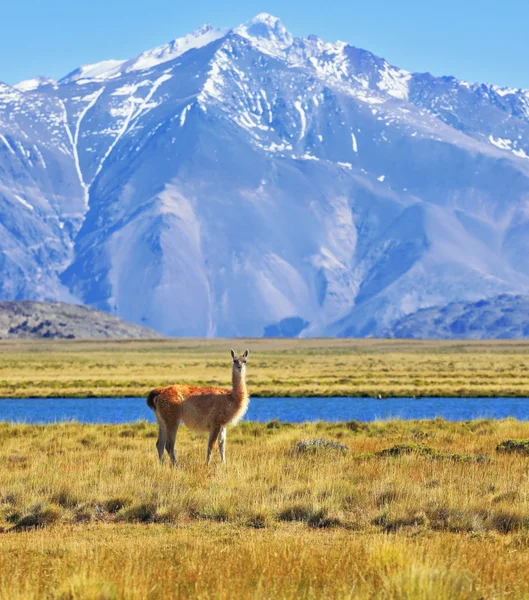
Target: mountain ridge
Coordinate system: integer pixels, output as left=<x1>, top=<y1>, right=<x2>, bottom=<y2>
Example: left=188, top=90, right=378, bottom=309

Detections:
left=2, top=14, right=529, bottom=337
left=385, top=294, right=529, bottom=340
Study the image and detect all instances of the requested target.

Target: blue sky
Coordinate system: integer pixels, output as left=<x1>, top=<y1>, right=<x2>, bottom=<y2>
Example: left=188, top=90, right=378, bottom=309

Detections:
left=1, top=0, right=528, bottom=89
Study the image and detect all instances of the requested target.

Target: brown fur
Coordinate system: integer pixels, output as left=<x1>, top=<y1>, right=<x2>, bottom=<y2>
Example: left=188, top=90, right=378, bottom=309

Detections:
left=146, top=350, right=249, bottom=466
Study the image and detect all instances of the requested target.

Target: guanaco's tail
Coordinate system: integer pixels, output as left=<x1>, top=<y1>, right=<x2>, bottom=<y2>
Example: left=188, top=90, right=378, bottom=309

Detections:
left=146, top=388, right=162, bottom=411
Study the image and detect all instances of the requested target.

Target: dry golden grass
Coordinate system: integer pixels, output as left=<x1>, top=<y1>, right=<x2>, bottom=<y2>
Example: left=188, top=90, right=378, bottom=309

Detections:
left=2, top=337, right=529, bottom=397
left=2, top=524, right=529, bottom=599
left=1, top=419, right=529, bottom=598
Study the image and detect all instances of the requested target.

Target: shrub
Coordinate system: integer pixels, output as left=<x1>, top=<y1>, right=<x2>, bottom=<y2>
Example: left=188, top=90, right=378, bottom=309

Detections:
left=490, top=510, right=529, bottom=533
left=11, top=503, right=62, bottom=530
left=372, top=510, right=427, bottom=532
left=246, top=512, right=269, bottom=529
left=376, top=444, right=434, bottom=457
left=116, top=502, right=157, bottom=523
left=431, top=452, right=491, bottom=464
left=307, top=508, right=341, bottom=528
left=496, top=440, right=529, bottom=455
left=104, top=497, right=132, bottom=514
left=279, top=505, right=340, bottom=528
left=427, top=507, right=485, bottom=533
left=279, top=505, right=314, bottom=522
left=294, top=438, right=349, bottom=453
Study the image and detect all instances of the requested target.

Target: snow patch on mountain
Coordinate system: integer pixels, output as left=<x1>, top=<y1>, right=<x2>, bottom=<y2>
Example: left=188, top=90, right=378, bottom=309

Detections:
left=63, top=59, right=126, bottom=84
left=13, top=194, right=34, bottom=211
left=234, top=13, right=294, bottom=57
left=13, top=76, right=56, bottom=92
left=294, top=101, right=306, bottom=139
left=377, top=63, right=411, bottom=99
left=0, top=134, right=14, bottom=154
left=128, top=24, right=227, bottom=72
left=489, top=135, right=512, bottom=150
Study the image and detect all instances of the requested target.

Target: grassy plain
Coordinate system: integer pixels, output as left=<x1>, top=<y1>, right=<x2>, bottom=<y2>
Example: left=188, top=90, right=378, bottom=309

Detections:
left=1, top=419, right=529, bottom=598
left=2, top=337, right=529, bottom=398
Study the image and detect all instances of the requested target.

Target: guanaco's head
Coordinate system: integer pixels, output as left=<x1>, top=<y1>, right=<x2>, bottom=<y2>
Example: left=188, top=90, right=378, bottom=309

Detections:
left=231, top=349, right=249, bottom=374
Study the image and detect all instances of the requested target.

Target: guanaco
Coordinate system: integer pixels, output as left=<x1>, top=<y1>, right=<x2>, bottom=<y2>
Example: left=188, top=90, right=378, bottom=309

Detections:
left=146, top=349, right=249, bottom=466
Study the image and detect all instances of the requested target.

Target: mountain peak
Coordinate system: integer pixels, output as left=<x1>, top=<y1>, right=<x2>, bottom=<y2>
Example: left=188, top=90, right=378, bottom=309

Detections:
left=13, top=76, right=56, bottom=92
left=247, top=13, right=284, bottom=26
left=59, top=24, right=228, bottom=83
left=194, top=23, right=215, bottom=35
left=127, top=24, right=227, bottom=72
left=60, top=59, right=125, bottom=84
left=235, top=13, right=293, bottom=56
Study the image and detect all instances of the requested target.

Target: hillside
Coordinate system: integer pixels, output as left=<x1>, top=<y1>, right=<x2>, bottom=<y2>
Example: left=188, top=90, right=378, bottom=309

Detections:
left=386, top=294, right=529, bottom=339
left=2, top=14, right=529, bottom=336
left=0, top=301, right=162, bottom=339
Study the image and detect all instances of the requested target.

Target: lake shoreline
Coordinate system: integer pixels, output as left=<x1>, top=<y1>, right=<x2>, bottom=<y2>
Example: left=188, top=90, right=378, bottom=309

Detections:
left=4, top=390, right=529, bottom=399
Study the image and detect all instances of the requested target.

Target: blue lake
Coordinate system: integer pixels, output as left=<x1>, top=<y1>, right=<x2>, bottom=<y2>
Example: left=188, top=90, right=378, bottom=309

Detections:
left=0, top=396, right=529, bottom=424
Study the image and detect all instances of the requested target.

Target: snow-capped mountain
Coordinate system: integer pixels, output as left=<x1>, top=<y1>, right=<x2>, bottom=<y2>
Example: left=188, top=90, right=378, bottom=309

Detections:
left=2, top=13, right=529, bottom=337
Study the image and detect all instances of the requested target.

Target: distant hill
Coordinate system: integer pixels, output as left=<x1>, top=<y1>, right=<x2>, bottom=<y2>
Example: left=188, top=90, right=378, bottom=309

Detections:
left=0, top=301, right=163, bottom=339
left=386, top=294, right=529, bottom=339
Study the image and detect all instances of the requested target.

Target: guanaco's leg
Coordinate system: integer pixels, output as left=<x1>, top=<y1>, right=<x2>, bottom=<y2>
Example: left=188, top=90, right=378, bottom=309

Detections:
left=156, top=425, right=167, bottom=463
left=165, top=423, right=179, bottom=467
left=207, top=426, right=221, bottom=464
left=218, top=427, right=227, bottom=464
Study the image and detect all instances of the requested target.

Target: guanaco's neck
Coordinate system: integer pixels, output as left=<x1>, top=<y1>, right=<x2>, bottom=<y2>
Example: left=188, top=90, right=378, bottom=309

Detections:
left=232, top=369, right=248, bottom=405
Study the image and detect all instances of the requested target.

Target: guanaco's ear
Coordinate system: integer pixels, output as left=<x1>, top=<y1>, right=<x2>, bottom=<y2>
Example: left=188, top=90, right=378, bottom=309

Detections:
left=243, top=349, right=249, bottom=359
left=230, top=349, right=236, bottom=359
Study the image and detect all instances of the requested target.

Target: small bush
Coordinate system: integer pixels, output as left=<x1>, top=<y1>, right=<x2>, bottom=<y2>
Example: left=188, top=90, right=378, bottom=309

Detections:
left=307, top=508, right=341, bottom=529
left=427, top=507, right=485, bottom=533
left=496, top=440, right=529, bottom=455
left=279, top=504, right=339, bottom=527
left=196, top=505, right=236, bottom=522
left=246, top=512, right=269, bottom=529
left=12, top=503, right=62, bottom=530
left=351, top=452, right=375, bottom=461
left=294, top=438, right=349, bottom=454
left=116, top=502, right=157, bottom=523
left=376, top=444, right=434, bottom=457
left=279, top=505, right=313, bottom=522
left=372, top=511, right=427, bottom=532
left=490, top=510, right=529, bottom=533
left=432, top=452, right=490, bottom=464
left=104, top=497, right=132, bottom=514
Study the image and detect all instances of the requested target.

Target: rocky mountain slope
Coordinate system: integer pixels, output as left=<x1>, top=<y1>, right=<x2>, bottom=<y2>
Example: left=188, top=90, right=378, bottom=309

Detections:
left=2, top=14, right=529, bottom=337
left=0, top=301, right=162, bottom=339
left=385, top=294, right=529, bottom=339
